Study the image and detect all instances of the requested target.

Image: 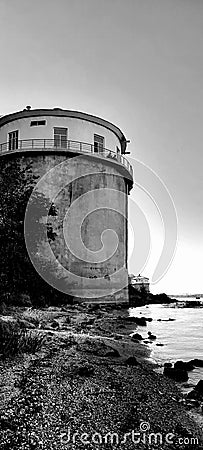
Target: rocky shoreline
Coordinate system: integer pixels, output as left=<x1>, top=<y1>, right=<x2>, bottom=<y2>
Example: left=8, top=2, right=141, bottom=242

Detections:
left=0, top=302, right=202, bottom=449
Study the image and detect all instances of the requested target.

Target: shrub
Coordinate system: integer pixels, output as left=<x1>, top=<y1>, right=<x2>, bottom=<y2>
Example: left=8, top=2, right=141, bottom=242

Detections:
left=21, top=330, right=46, bottom=354
left=0, top=320, right=46, bottom=358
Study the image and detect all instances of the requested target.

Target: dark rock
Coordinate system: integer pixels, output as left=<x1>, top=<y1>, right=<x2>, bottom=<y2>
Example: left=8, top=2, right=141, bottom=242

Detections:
left=88, top=304, right=101, bottom=312
left=185, top=399, right=201, bottom=409
left=104, top=348, right=120, bottom=358
left=187, top=390, right=198, bottom=400
left=188, top=379, right=203, bottom=400
left=75, top=364, right=94, bottom=377
left=174, top=423, right=194, bottom=440
left=136, top=317, right=147, bottom=326
left=195, top=380, right=203, bottom=393
left=184, top=361, right=195, bottom=371
left=157, top=318, right=176, bottom=322
left=148, top=332, right=156, bottom=340
left=125, top=316, right=147, bottom=326
left=0, top=415, right=16, bottom=431
left=174, top=361, right=185, bottom=370
left=174, top=360, right=194, bottom=372
left=151, top=293, right=173, bottom=304
left=189, top=359, right=203, bottom=368
left=125, top=316, right=139, bottom=323
left=148, top=335, right=156, bottom=340
left=156, top=343, right=164, bottom=346
left=125, top=356, right=138, bottom=366
left=164, top=362, right=172, bottom=368
left=131, top=333, right=143, bottom=341
left=50, top=320, right=59, bottom=329
left=164, top=367, right=188, bottom=382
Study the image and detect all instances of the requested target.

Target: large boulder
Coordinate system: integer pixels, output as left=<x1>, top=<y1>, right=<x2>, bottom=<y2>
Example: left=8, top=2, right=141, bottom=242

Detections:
left=188, top=359, right=203, bottom=368
left=164, top=367, right=188, bottom=382
left=124, top=316, right=147, bottom=326
left=125, top=356, right=139, bottom=366
left=75, top=363, right=94, bottom=377
left=104, top=348, right=120, bottom=358
left=164, top=362, right=172, bottom=368
left=148, top=332, right=156, bottom=340
left=131, top=333, right=143, bottom=341
left=187, top=380, right=203, bottom=400
left=174, top=360, right=194, bottom=372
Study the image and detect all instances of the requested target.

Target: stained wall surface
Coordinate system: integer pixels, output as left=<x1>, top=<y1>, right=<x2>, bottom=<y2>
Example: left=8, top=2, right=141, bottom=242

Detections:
left=1, top=152, right=129, bottom=302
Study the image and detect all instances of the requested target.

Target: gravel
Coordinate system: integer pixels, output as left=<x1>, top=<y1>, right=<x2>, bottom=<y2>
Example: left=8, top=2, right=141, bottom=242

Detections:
left=0, top=304, right=202, bottom=449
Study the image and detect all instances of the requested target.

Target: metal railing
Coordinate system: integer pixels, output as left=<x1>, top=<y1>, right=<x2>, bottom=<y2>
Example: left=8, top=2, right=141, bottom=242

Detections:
left=0, top=138, right=133, bottom=177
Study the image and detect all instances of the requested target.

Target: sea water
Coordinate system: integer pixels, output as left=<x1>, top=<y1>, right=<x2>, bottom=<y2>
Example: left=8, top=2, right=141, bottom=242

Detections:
left=129, top=299, right=203, bottom=391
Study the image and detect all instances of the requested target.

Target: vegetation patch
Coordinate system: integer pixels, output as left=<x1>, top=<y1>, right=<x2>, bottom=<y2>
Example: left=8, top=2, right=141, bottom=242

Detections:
left=0, top=320, right=45, bottom=358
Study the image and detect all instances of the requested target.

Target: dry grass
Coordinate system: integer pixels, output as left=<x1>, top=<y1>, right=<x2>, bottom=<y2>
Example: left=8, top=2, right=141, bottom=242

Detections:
left=0, top=320, right=46, bottom=358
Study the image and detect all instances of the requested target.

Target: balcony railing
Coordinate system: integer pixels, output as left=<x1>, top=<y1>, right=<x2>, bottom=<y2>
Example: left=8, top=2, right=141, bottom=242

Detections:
left=0, top=138, right=133, bottom=177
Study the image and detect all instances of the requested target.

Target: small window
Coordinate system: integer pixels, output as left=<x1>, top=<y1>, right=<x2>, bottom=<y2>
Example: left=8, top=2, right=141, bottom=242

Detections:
left=54, top=127, right=68, bottom=148
left=30, top=120, right=46, bottom=126
left=8, top=130, right=18, bottom=151
left=94, top=134, right=104, bottom=153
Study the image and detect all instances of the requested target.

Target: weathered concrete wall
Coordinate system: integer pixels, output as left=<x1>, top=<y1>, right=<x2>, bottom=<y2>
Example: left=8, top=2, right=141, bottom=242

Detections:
left=1, top=152, right=129, bottom=303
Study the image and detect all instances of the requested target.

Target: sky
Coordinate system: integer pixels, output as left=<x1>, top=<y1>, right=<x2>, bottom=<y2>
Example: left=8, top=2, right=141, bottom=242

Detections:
left=0, top=0, right=203, bottom=294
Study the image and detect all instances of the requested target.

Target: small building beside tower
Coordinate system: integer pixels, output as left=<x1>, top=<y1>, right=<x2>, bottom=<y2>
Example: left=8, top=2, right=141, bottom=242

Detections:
left=129, top=274, right=150, bottom=293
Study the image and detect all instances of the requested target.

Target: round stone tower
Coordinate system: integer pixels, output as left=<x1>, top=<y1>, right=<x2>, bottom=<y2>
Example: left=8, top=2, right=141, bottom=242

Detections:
left=0, top=107, right=133, bottom=303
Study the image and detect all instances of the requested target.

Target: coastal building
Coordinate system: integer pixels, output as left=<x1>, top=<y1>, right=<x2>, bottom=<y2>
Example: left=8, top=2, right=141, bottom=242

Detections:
left=129, top=274, right=150, bottom=293
left=0, top=107, right=133, bottom=303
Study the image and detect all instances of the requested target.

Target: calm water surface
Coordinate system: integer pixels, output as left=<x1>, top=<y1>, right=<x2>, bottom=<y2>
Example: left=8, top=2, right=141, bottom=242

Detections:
left=130, top=299, right=203, bottom=390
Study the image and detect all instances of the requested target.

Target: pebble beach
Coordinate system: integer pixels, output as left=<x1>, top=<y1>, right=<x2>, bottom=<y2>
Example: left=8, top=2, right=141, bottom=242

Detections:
left=0, top=303, right=202, bottom=449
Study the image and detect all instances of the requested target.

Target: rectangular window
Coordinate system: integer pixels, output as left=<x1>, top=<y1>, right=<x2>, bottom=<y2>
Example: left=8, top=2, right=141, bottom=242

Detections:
left=94, top=134, right=104, bottom=153
left=8, top=130, right=18, bottom=151
left=30, top=120, right=46, bottom=126
left=54, top=127, right=68, bottom=148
